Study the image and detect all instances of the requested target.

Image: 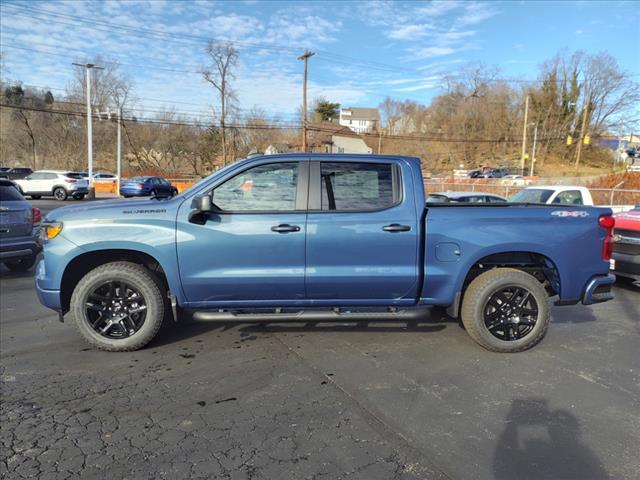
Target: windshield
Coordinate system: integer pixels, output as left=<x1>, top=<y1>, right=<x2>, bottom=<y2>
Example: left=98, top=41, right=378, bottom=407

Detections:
left=129, top=176, right=148, bottom=182
left=510, top=189, right=553, bottom=204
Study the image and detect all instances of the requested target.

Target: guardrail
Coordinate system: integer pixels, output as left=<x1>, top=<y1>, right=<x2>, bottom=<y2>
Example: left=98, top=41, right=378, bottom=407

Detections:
left=424, top=181, right=640, bottom=206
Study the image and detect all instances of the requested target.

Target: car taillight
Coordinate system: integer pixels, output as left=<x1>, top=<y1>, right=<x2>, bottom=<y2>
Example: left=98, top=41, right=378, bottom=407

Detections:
left=32, top=207, right=41, bottom=225
left=599, top=215, right=615, bottom=261
left=64, top=178, right=77, bottom=183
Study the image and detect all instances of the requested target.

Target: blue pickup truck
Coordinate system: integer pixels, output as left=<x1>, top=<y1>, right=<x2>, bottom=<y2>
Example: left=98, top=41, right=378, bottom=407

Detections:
left=35, top=154, right=616, bottom=353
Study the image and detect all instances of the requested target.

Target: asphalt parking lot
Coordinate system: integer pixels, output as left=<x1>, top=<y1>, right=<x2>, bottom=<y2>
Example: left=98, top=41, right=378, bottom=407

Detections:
left=1, top=198, right=639, bottom=479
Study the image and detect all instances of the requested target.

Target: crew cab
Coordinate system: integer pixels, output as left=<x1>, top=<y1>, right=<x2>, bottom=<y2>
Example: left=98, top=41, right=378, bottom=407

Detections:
left=510, top=186, right=594, bottom=206
left=35, top=154, right=616, bottom=353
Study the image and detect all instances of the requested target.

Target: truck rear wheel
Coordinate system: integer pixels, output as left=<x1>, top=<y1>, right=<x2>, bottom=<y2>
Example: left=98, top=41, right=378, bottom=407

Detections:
left=70, top=262, right=165, bottom=351
left=461, top=268, right=550, bottom=353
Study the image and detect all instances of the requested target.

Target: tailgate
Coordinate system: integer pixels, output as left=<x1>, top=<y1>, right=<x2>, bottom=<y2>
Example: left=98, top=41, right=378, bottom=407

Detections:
left=0, top=201, right=32, bottom=238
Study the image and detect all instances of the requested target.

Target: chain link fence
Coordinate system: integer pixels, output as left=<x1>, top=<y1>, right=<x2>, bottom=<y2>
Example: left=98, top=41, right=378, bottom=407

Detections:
left=424, top=180, right=640, bottom=206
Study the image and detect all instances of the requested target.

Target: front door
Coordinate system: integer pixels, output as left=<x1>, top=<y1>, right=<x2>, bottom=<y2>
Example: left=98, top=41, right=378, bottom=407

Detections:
left=176, top=161, right=308, bottom=305
left=305, top=160, right=420, bottom=303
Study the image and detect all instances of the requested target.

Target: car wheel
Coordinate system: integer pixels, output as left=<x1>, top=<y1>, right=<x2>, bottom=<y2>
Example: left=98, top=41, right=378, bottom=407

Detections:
left=4, top=256, right=36, bottom=272
left=72, top=193, right=85, bottom=200
left=30, top=195, right=41, bottom=200
left=53, top=187, right=68, bottom=201
left=70, top=262, right=166, bottom=352
left=460, top=268, right=550, bottom=353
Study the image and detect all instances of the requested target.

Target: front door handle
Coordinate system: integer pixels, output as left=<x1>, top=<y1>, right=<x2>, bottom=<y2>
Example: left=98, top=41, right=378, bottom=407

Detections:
left=271, top=224, right=301, bottom=233
left=383, top=224, right=411, bottom=232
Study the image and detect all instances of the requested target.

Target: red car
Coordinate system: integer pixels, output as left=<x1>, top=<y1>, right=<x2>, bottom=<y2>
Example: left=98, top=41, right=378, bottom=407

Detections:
left=613, top=205, right=640, bottom=282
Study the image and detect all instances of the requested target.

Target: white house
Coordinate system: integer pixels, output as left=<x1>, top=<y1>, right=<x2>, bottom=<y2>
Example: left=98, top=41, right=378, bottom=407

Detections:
left=339, top=107, right=380, bottom=134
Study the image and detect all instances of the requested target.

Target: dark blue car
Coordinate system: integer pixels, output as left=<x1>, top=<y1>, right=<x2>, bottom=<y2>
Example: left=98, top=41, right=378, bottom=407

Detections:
left=120, top=176, right=178, bottom=198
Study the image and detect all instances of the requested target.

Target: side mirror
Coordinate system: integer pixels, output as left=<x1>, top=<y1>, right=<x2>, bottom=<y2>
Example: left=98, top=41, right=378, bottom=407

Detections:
left=196, top=194, right=213, bottom=212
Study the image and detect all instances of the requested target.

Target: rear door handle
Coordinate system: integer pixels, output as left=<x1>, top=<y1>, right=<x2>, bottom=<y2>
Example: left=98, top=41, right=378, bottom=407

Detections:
left=383, top=224, right=411, bottom=232
left=271, top=224, right=301, bottom=233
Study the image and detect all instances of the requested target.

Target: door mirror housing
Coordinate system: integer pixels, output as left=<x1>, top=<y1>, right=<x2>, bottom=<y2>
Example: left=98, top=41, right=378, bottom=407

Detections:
left=196, top=194, right=213, bottom=212
left=189, top=194, right=215, bottom=225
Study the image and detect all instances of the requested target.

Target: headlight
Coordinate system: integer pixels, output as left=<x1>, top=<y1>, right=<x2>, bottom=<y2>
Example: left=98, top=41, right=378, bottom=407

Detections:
left=41, top=222, right=63, bottom=240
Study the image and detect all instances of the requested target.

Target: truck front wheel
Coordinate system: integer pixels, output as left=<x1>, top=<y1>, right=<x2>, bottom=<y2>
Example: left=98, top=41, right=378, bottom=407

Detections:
left=461, top=268, right=550, bottom=353
left=70, top=262, right=165, bottom=351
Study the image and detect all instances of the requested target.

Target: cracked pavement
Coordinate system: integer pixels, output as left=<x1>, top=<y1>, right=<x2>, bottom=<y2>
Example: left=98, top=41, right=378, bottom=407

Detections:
left=1, top=258, right=639, bottom=479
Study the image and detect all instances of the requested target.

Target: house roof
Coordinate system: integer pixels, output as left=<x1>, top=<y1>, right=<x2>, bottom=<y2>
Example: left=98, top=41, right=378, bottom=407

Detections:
left=340, top=107, right=380, bottom=121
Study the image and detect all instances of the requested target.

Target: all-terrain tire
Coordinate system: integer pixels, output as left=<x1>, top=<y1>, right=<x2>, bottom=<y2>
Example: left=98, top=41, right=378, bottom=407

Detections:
left=70, top=262, right=165, bottom=351
left=461, top=268, right=550, bottom=353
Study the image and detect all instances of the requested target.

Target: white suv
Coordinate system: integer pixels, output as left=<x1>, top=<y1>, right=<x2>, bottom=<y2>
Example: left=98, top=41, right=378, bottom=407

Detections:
left=15, top=170, right=89, bottom=201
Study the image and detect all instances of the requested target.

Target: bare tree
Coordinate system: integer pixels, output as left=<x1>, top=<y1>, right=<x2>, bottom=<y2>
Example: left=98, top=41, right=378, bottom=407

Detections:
left=201, top=41, right=238, bottom=167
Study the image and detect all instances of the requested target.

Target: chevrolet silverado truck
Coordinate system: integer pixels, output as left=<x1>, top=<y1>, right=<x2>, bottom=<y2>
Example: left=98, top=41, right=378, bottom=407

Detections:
left=35, top=154, right=616, bottom=353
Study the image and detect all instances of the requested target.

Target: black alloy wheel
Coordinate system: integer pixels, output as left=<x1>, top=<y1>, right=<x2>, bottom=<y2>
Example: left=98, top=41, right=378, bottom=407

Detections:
left=483, top=286, right=538, bottom=341
left=84, top=280, right=147, bottom=339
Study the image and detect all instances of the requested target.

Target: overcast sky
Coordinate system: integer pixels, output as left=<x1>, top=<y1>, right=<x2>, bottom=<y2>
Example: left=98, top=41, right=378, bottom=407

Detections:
left=1, top=0, right=638, bottom=121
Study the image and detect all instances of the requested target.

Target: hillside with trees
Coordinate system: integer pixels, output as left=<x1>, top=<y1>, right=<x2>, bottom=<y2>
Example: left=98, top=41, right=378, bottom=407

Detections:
left=1, top=48, right=637, bottom=178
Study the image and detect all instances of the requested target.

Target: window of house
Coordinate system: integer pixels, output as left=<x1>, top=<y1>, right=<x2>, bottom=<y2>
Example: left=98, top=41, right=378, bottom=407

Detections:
left=213, top=162, right=298, bottom=211
left=320, top=162, right=397, bottom=211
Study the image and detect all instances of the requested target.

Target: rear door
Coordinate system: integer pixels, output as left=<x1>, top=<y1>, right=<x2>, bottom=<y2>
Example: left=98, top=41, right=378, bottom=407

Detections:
left=305, top=159, right=420, bottom=302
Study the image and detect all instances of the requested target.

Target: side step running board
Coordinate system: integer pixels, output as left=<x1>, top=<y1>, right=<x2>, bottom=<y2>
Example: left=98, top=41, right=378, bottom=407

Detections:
left=192, top=307, right=431, bottom=323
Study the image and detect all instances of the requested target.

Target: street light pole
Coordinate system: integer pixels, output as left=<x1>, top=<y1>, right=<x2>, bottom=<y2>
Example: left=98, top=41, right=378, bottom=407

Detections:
left=72, top=63, right=103, bottom=199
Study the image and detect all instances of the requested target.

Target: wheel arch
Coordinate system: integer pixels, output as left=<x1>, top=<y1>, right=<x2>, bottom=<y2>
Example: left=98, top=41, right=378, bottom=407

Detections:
left=60, top=249, right=173, bottom=313
left=448, top=250, right=560, bottom=318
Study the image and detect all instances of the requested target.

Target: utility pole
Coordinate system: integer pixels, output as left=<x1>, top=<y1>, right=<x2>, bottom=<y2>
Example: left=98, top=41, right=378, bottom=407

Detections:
left=73, top=62, right=103, bottom=199
left=377, top=128, right=382, bottom=154
left=574, top=98, right=590, bottom=170
left=116, top=107, right=121, bottom=196
left=530, top=124, right=538, bottom=177
left=520, top=95, right=529, bottom=176
left=298, top=50, right=315, bottom=152
left=97, top=107, right=122, bottom=196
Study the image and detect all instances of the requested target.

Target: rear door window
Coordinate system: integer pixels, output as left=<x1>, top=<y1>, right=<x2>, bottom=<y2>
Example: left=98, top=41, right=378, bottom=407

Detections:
left=320, top=162, right=397, bottom=211
left=553, top=190, right=583, bottom=205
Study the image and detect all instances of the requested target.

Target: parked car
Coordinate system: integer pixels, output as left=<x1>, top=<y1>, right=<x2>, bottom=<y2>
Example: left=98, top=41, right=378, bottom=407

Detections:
left=94, top=172, right=117, bottom=180
left=36, top=154, right=615, bottom=353
left=612, top=205, right=640, bottom=282
left=500, top=175, right=531, bottom=186
left=426, top=191, right=508, bottom=203
left=510, top=186, right=594, bottom=205
left=0, top=167, right=33, bottom=180
left=0, top=179, right=41, bottom=271
left=120, top=176, right=178, bottom=198
left=14, top=170, right=89, bottom=201
left=479, top=167, right=511, bottom=179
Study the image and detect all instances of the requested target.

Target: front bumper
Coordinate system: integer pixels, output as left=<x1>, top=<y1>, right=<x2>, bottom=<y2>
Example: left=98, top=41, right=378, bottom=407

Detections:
left=0, top=237, right=41, bottom=261
left=581, top=273, right=616, bottom=305
left=612, top=251, right=640, bottom=280
left=34, top=258, right=62, bottom=311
